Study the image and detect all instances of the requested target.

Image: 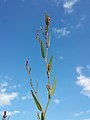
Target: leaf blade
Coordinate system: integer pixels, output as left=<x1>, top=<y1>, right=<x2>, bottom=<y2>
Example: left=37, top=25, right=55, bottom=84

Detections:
left=41, top=41, right=45, bottom=58
left=49, top=56, right=53, bottom=71
left=31, top=90, right=42, bottom=111
left=51, top=75, right=56, bottom=97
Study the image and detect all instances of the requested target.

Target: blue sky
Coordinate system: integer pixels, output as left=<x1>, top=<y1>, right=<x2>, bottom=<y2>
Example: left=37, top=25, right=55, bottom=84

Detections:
left=0, top=0, right=90, bottom=120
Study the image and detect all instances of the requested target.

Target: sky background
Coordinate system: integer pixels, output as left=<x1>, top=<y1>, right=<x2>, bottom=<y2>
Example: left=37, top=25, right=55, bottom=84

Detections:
left=0, top=0, right=90, bottom=120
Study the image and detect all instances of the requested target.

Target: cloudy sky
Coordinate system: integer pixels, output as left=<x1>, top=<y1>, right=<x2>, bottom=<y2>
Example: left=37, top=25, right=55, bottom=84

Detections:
left=0, top=0, right=90, bottom=120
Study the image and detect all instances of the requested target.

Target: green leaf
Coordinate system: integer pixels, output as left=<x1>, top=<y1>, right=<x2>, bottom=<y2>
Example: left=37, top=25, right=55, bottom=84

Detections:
left=41, top=41, right=45, bottom=58
left=49, top=56, right=53, bottom=71
left=31, top=90, right=42, bottom=111
left=47, top=33, right=51, bottom=47
left=51, top=75, right=56, bottom=97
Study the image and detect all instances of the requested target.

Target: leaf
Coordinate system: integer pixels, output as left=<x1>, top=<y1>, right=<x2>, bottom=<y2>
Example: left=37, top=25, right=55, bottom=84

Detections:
left=31, top=90, right=42, bottom=111
left=49, top=56, right=53, bottom=71
left=41, top=41, right=45, bottom=58
left=51, top=75, right=56, bottom=97
left=47, top=33, right=51, bottom=47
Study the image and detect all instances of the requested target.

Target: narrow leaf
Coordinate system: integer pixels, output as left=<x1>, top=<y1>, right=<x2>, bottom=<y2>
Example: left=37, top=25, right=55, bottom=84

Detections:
left=47, top=33, right=51, bottom=47
left=51, top=75, right=56, bottom=97
left=31, top=90, right=42, bottom=111
left=41, top=41, right=45, bottom=58
left=49, top=56, right=53, bottom=71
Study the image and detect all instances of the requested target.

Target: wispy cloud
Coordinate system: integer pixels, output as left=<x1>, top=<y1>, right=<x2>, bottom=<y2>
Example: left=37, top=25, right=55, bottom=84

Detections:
left=76, top=66, right=90, bottom=97
left=0, top=82, right=8, bottom=89
left=59, top=56, right=64, bottom=60
left=0, top=110, right=20, bottom=116
left=75, top=23, right=81, bottom=29
left=1, top=88, right=7, bottom=93
left=80, top=15, right=86, bottom=21
left=21, top=91, right=32, bottom=100
left=63, top=0, right=79, bottom=13
left=54, top=98, right=60, bottom=104
left=0, top=92, right=18, bottom=106
left=53, top=0, right=61, bottom=5
left=4, top=75, right=12, bottom=81
left=74, top=111, right=83, bottom=116
left=0, top=82, right=8, bottom=93
left=86, top=65, right=90, bottom=69
left=72, top=110, right=90, bottom=119
left=83, top=119, right=90, bottom=120
left=21, top=96, right=27, bottom=100
left=52, top=27, right=70, bottom=38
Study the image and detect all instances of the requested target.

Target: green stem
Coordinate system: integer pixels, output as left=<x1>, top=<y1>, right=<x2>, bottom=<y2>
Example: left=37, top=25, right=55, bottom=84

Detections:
left=45, top=98, right=50, bottom=114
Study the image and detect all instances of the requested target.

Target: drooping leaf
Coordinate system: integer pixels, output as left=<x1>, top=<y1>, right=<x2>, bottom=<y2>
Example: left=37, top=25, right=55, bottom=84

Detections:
left=31, top=90, right=42, bottom=111
left=51, top=75, right=56, bottom=97
left=49, top=56, right=53, bottom=71
left=41, top=41, right=45, bottom=58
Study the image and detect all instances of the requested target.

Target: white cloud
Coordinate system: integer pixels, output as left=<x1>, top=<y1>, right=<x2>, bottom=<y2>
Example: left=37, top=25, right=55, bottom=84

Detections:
left=63, top=0, right=79, bottom=13
left=18, top=84, right=21, bottom=87
left=4, top=75, right=12, bottom=80
left=74, top=111, right=83, bottom=116
left=0, top=92, right=18, bottom=106
left=86, top=110, right=90, bottom=113
left=0, top=110, right=20, bottom=117
left=0, top=82, right=8, bottom=89
left=76, top=23, right=81, bottom=29
left=76, top=66, right=83, bottom=75
left=1, top=88, right=7, bottom=93
left=52, top=27, right=70, bottom=38
left=21, top=96, right=27, bottom=100
left=76, top=66, right=90, bottom=97
left=53, top=0, right=61, bottom=5
left=80, top=15, right=86, bottom=21
left=73, top=110, right=90, bottom=118
left=9, top=84, right=22, bottom=89
left=6, top=111, right=20, bottom=116
left=83, top=118, right=90, bottom=120
left=86, top=65, right=90, bottom=69
left=59, top=56, right=64, bottom=60
left=61, top=27, right=71, bottom=36
left=0, top=82, right=8, bottom=93
left=54, top=99, right=60, bottom=104
left=21, top=91, right=32, bottom=100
